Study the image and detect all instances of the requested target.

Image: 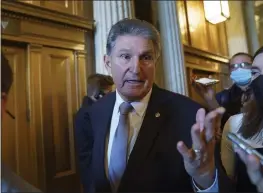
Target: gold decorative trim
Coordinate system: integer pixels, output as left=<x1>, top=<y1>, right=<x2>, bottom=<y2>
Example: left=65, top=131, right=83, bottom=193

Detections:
left=2, top=0, right=94, bottom=31
left=2, top=10, right=88, bottom=33
left=184, top=45, right=229, bottom=64
left=28, top=44, right=43, bottom=50
left=75, top=50, right=87, bottom=56
left=2, top=34, right=85, bottom=51
left=186, top=64, right=220, bottom=73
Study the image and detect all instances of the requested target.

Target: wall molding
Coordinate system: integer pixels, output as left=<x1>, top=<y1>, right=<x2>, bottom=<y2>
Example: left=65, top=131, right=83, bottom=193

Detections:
left=2, top=0, right=94, bottom=32
left=184, top=44, right=229, bottom=64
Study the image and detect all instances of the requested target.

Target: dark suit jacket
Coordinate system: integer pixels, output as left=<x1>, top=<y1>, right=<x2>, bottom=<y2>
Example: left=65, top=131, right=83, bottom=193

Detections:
left=82, top=96, right=95, bottom=108
left=75, top=85, right=233, bottom=193
left=215, top=84, right=243, bottom=128
left=251, top=75, right=263, bottom=109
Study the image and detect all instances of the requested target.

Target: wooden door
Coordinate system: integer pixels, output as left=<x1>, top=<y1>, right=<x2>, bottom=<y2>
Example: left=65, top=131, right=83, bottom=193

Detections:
left=39, top=47, right=80, bottom=193
left=1, top=46, right=37, bottom=185
left=2, top=45, right=82, bottom=192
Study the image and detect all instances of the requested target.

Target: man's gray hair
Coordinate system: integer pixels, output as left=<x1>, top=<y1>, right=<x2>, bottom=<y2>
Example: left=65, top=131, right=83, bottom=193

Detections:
left=106, top=18, right=161, bottom=57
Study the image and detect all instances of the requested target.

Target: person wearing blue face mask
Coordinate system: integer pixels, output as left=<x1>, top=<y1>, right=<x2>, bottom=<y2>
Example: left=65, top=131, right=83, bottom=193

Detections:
left=192, top=52, right=253, bottom=128
left=230, top=68, right=252, bottom=87
left=221, top=46, right=263, bottom=192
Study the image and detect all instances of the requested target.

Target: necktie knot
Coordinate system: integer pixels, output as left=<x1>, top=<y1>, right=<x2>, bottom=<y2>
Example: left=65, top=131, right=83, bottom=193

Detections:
left=119, top=102, right=133, bottom=115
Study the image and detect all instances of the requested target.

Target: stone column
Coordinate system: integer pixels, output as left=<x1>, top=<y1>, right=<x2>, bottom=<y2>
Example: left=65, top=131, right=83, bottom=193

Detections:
left=93, top=0, right=135, bottom=74
left=156, top=1, right=188, bottom=96
left=243, top=1, right=260, bottom=54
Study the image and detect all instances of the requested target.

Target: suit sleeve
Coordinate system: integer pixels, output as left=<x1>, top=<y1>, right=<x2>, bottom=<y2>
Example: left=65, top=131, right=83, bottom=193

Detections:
left=82, top=96, right=94, bottom=108
left=221, top=118, right=236, bottom=179
left=74, top=107, right=94, bottom=193
left=216, top=139, right=236, bottom=192
left=204, top=101, right=235, bottom=192
left=192, top=143, right=235, bottom=192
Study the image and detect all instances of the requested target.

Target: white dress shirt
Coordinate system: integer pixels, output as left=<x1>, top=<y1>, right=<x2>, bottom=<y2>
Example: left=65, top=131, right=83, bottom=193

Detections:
left=105, top=89, right=218, bottom=192
left=106, top=89, right=152, bottom=174
left=221, top=113, right=263, bottom=178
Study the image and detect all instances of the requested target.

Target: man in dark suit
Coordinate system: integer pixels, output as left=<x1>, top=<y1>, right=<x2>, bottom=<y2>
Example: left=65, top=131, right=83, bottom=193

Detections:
left=81, top=74, right=114, bottom=107
left=75, top=19, right=232, bottom=193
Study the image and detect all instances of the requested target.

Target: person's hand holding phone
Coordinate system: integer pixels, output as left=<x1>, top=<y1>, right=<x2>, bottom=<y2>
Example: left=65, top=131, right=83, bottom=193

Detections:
left=191, top=77, right=219, bottom=110
left=236, top=148, right=263, bottom=192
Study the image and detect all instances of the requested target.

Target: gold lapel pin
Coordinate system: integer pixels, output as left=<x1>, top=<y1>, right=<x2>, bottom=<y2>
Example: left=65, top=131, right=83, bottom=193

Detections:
left=155, top=112, right=160, bottom=118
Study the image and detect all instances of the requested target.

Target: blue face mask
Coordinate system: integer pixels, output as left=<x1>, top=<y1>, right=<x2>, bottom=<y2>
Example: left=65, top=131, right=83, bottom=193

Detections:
left=230, top=68, right=252, bottom=86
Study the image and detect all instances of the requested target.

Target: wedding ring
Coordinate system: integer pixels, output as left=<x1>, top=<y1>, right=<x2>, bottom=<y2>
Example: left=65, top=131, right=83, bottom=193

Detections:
left=193, top=149, right=201, bottom=153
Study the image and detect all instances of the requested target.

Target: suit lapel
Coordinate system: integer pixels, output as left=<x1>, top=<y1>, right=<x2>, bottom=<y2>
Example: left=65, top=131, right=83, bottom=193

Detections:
left=124, top=85, right=169, bottom=171
left=92, top=92, right=115, bottom=190
left=93, top=86, right=172, bottom=191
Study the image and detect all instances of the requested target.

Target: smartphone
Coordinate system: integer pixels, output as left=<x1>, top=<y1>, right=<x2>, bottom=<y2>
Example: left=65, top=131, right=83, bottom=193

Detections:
left=227, top=132, right=263, bottom=164
left=195, top=77, right=219, bottom=86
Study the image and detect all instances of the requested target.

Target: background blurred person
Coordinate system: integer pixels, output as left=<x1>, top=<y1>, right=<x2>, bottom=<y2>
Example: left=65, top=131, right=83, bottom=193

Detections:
left=82, top=73, right=114, bottom=107
left=221, top=46, right=263, bottom=192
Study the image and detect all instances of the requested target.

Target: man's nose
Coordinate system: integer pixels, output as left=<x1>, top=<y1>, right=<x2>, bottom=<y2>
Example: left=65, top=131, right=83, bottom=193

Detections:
left=130, top=57, right=141, bottom=74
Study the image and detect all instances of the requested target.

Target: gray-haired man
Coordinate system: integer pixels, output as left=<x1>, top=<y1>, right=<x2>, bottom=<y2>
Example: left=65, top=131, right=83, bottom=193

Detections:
left=75, top=18, right=233, bottom=193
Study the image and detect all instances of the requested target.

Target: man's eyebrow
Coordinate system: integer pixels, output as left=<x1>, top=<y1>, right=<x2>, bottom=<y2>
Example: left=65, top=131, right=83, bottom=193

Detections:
left=140, top=50, right=154, bottom=54
left=118, top=48, right=131, bottom=52
left=116, top=49, right=155, bottom=55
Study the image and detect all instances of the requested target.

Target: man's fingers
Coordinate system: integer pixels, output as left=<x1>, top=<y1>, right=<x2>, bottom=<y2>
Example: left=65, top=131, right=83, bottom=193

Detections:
left=204, top=111, right=217, bottom=141
left=214, top=112, right=223, bottom=139
left=177, top=141, right=194, bottom=162
left=191, top=123, right=205, bottom=152
left=214, top=107, right=226, bottom=115
left=204, top=107, right=225, bottom=141
left=196, top=108, right=206, bottom=131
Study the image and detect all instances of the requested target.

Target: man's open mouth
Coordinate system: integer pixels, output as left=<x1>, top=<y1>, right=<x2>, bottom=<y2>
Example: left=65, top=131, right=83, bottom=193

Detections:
left=126, top=80, right=144, bottom=84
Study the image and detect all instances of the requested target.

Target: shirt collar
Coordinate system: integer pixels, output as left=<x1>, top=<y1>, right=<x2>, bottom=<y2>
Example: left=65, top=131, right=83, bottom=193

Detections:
left=115, top=89, right=152, bottom=117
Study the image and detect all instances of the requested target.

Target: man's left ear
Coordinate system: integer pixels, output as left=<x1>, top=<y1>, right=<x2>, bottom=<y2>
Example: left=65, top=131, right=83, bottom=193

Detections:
left=104, top=55, right=112, bottom=75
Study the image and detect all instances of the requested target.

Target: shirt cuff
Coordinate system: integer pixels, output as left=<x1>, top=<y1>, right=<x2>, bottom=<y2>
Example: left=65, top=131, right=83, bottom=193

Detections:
left=192, top=169, right=218, bottom=192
